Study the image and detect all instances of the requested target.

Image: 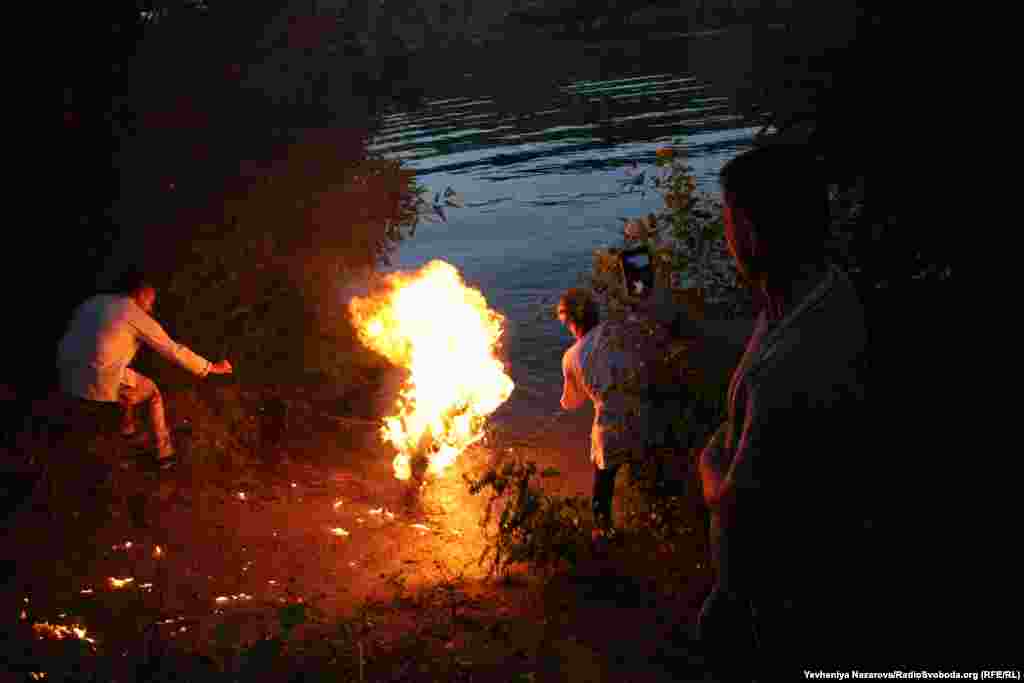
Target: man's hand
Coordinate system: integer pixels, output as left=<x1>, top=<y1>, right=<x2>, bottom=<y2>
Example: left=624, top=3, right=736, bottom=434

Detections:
left=626, top=281, right=685, bottom=331
left=208, top=360, right=233, bottom=375
left=697, top=422, right=731, bottom=505
left=699, top=422, right=730, bottom=472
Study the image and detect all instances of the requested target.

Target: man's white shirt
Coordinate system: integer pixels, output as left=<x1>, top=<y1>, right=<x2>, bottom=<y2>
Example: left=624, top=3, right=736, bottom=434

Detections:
left=57, top=294, right=211, bottom=402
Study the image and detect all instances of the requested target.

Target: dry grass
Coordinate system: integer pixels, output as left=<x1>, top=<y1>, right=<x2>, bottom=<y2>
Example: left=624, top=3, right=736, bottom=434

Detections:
left=1, top=378, right=720, bottom=682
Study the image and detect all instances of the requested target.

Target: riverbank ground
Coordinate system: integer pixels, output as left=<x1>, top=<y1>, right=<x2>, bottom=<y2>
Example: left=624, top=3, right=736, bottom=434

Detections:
left=1, top=384, right=717, bottom=682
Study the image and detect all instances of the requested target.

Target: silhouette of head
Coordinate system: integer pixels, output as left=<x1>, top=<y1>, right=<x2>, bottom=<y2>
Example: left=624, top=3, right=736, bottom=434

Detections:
left=719, top=144, right=829, bottom=286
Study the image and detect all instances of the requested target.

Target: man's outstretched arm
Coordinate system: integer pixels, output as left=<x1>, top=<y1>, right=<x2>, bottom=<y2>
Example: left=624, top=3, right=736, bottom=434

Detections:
left=127, top=303, right=213, bottom=377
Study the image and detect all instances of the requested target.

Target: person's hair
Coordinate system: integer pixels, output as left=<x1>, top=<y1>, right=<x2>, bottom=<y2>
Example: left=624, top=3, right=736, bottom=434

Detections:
left=557, top=288, right=599, bottom=335
left=719, top=143, right=830, bottom=283
left=110, top=269, right=152, bottom=296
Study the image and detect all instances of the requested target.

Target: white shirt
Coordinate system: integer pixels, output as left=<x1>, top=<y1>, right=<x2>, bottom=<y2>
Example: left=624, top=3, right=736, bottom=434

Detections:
left=57, top=294, right=211, bottom=402
left=561, top=320, right=653, bottom=470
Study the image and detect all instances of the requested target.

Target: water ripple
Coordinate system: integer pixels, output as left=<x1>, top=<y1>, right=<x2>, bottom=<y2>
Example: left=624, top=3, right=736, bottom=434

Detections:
left=377, top=63, right=759, bottom=411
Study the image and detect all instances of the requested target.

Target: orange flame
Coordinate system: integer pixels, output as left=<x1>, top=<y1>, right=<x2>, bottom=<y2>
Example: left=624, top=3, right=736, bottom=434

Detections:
left=33, top=622, right=96, bottom=645
left=350, top=260, right=514, bottom=479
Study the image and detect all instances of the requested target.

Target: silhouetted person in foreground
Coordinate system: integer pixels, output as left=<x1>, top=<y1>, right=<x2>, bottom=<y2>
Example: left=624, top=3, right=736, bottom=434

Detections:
left=642, top=144, right=869, bottom=678
left=56, top=270, right=233, bottom=468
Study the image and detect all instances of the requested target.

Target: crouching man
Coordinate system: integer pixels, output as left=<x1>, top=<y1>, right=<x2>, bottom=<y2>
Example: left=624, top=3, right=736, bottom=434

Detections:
left=56, top=271, right=233, bottom=468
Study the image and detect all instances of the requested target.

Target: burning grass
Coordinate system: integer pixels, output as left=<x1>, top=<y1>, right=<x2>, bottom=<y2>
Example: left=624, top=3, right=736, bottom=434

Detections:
left=31, top=621, right=97, bottom=646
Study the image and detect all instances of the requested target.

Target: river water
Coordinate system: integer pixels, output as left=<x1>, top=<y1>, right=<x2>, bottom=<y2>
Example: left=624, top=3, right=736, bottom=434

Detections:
left=369, top=32, right=765, bottom=432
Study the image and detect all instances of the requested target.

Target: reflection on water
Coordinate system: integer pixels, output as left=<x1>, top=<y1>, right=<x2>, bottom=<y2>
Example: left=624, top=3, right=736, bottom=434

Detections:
left=371, top=58, right=759, bottom=426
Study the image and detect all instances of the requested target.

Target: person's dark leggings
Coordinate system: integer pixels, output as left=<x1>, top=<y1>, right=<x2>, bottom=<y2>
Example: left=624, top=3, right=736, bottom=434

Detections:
left=592, top=463, right=621, bottom=531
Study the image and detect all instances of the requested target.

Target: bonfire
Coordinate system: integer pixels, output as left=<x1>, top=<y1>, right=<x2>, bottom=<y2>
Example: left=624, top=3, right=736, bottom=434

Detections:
left=349, top=260, right=514, bottom=481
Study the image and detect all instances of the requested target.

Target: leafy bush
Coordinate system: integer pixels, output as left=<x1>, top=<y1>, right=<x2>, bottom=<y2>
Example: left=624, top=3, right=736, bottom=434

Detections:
left=464, top=455, right=590, bottom=579
left=147, top=153, right=427, bottom=391
left=101, top=144, right=431, bottom=469
left=589, top=144, right=752, bottom=321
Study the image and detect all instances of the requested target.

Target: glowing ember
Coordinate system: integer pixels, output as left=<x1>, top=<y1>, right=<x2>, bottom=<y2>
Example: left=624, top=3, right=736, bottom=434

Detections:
left=33, top=622, right=96, bottom=645
left=410, top=523, right=431, bottom=531
left=153, top=545, right=164, bottom=558
left=215, top=593, right=253, bottom=604
left=349, top=260, right=514, bottom=479
left=108, top=577, right=134, bottom=589
left=331, top=527, right=350, bottom=537
left=333, top=500, right=344, bottom=510
left=80, top=589, right=94, bottom=595
left=237, top=492, right=247, bottom=500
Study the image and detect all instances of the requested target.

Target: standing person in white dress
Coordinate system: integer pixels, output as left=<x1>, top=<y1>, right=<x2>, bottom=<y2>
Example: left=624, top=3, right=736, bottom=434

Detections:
left=557, top=287, right=654, bottom=550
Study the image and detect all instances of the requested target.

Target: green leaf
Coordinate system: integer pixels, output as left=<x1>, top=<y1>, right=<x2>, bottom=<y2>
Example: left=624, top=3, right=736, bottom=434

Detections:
left=278, top=603, right=307, bottom=635
left=214, top=620, right=241, bottom=650
left=540, top=467, right=561, bottom=478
